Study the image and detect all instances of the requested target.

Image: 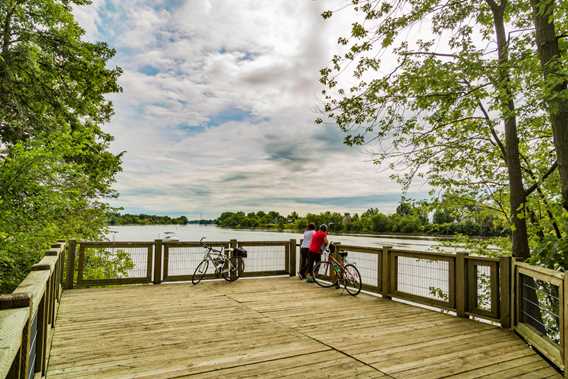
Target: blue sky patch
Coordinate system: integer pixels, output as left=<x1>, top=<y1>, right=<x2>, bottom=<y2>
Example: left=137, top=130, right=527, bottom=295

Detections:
left=207, top=107, right=252, bottom=127
left=140, top=65, right=160, bottom=76
left=239, top=51, right=257, bottom=62
left=239, top=192, right=429, bottom=209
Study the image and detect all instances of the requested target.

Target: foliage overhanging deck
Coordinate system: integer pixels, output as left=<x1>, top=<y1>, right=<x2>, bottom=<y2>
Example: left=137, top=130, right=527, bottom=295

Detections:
left=46, top=277, right=560, bottom=379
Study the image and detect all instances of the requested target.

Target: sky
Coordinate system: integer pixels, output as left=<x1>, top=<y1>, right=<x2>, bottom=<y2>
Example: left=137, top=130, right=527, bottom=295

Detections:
left=74, top=0, right=428, bottom=218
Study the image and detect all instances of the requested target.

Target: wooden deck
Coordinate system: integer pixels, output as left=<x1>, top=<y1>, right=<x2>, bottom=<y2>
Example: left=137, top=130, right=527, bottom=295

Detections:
left=47, top=277, right=561, bottom=378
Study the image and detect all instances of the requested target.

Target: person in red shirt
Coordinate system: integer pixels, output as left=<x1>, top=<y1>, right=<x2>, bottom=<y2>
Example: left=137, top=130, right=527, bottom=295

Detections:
left=305, top=224, right=328, bottom=282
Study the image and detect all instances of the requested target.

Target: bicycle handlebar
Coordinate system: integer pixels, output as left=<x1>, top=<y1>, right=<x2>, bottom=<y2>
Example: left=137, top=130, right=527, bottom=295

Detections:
left=200, top=237, right=223, bottom=254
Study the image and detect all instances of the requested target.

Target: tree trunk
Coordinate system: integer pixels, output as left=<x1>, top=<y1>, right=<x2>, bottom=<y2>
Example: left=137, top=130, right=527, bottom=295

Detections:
left=489, top=1, right=531, bottom=259
left=530, top=0, right=568, bottom=211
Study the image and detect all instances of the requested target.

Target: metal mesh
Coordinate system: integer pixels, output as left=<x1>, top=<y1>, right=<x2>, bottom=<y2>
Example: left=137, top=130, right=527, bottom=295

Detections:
left=475, top=264, right=493, bottom=311
left=27, top=311, right=38, bottom=379
left=167, top=246, right=213, bottom=276
left=83, top=247, right=148, bottom=280
left=397, top=255, right=450, bottom=303
left=520, top=273, right=560, bottom=345
left=341, top=251, right=379, bottom=287
left=239, top=245, right=286, bottom=272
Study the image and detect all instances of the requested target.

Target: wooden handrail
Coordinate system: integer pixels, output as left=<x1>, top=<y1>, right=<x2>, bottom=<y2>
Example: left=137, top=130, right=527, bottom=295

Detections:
left=0, top=241, right=65, bottom=378
left=512, top=259, right=567, bottom=371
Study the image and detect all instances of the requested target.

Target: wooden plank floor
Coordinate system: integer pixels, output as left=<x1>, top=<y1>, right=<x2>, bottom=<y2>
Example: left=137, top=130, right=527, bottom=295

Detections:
left=47, top=277, right=561, bottom=378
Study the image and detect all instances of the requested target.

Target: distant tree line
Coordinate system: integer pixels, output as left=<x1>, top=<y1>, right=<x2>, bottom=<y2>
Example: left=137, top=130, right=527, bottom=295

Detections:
left=187, top=219, right=216, bottom=225
left=108, top=213, right=217, bottom=225
left=109, top=213, right=189, bottom=225
left=216, top=198, right=510, bottom=237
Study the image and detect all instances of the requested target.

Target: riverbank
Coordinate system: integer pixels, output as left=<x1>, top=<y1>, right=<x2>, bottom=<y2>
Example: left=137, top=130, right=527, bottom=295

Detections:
left=108, top=223, right=483, bottom=241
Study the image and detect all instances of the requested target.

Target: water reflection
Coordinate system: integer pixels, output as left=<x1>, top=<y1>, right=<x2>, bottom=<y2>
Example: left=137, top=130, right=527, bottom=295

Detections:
left=108, top=224, right=454, bottom=252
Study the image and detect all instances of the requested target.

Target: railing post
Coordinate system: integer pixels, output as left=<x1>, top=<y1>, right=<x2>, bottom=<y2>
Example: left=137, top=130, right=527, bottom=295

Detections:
left=456, top=252, right=468, bottom=318
left=511, top=257, right=517, bottom=328
left=330, top=242, right=341, bottom=283
left=289, top=239, right=296, bottom=277
left=30, top=264, right=50, bottom=376
left=560, top=272, right=568, bottom=378
left=65, top=240, right=76, bottom=289
left=1, top=294, right=32, bottom=379
left=381, top=246, right=392, bottom=299
left=230, top=239, right=238, bottom=280
left=499, top=256, right=512, bottom=328
left=284, top=240, right=290, bottom=274
left=153, top=239, right=163, bottom=285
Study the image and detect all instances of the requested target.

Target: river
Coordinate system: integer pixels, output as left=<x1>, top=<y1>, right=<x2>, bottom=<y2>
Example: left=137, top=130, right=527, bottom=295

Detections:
left=108, top=224, right=456, bottom=252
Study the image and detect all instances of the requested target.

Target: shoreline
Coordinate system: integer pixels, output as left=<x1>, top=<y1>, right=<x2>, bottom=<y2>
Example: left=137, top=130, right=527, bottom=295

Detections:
left=108, top=224, right=494, bottom=241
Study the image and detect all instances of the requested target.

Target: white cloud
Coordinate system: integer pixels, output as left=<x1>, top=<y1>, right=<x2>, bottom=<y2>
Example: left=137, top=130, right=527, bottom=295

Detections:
left=74, top=0, right=427, bottom=218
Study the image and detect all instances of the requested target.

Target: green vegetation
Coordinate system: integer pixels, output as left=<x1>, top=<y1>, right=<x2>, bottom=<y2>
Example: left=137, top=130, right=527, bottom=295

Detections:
left=83, top=248, right=134, bottom=280
left=0, top=1, right=122, bottom=293
left=108, top=213, right=216, bottom=225
left=109, top=213, right=189, bottom=225
left=318, top=0, right=568, bottom=269
left=216, top=198, right=509, bottom=237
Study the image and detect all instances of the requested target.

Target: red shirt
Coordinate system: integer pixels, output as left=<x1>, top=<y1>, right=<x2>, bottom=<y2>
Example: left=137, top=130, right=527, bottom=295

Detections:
left=309, top=231, right=327, bottom=253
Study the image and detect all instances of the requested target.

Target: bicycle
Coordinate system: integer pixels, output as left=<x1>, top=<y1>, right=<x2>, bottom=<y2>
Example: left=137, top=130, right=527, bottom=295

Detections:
left=313, top=245, right=362, bottom=296
left=192, top=237, right=246, bottom=285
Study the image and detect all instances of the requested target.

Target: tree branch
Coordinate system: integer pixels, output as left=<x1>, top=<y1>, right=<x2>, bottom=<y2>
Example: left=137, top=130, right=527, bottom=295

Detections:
left=524, top=160, right=558, bottom=197
left=477, top=100, right=508, bottom=162
left=400, top=51, right=459, bottom=58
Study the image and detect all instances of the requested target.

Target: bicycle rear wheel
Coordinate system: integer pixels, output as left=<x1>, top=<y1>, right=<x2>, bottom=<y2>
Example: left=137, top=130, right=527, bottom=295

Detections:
left=222, top=256, right=243, bottom=281
left=192, top=260, right=209, bottom=285
left=313, top=261, right=335, bottom=288
left=343, top=264, right=362, bottom=296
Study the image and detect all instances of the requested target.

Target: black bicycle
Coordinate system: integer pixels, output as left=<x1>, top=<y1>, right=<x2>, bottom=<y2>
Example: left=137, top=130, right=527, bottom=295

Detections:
left=192, top=237, right=246, bottom=285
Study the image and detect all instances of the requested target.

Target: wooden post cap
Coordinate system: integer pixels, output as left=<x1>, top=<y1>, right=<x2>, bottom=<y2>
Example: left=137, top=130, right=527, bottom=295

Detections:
left=45, top=249, right=59, bottom=256
left=0, top=293, right=31, bottom=309
left=31, top=263, right=51, bottom=271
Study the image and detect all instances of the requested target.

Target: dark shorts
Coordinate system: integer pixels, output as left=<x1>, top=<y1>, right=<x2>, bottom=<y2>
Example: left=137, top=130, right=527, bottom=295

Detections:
left=307, top=252, right=322, bottom=275
left=299, top=247, right=310, bottom=276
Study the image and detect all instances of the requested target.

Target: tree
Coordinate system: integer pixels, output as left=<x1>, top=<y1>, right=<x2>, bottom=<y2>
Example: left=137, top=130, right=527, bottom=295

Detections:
left=0, top=0, right=122, bottom=292
left=529, top=0, right=568, bottom=211
left=318, top=0, right=560, bottom=259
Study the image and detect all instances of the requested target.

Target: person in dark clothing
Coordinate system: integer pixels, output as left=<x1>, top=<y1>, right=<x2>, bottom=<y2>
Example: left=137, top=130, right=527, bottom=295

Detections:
left=298, top=223, right=316, bottom=279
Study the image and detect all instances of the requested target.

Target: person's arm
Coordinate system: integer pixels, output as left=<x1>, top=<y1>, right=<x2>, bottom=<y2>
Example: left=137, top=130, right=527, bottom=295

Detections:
left=323, top=235, right=329, bottom=245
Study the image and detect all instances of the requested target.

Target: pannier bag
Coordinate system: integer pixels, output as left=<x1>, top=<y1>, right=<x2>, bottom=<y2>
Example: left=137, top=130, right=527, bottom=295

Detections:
left=233, top=247, right=248, bottom=258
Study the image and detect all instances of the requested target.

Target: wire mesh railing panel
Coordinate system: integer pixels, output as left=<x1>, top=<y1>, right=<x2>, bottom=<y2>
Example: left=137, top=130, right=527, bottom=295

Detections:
left=343, top=251, right=378, bottom=287
left=396, top=255, right=450, bottom=304
left=519, top=273, right=560, bottom=345
left=167, top=246, right=211, bottom=277
left=82, top=246, right=150, bottom=280
left=239, top=244, right=286, bottom=273
left=27, top=311, right=38, bottom=379
left=475, top=264, right=493, bottom=312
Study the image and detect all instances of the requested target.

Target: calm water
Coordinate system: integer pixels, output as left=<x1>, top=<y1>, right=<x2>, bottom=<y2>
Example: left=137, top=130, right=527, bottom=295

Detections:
left=107, top=224, right=454, bottom=252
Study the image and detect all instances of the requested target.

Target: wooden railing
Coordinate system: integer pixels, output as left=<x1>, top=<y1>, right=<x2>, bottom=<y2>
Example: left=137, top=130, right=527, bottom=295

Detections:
left=512, top=259, right=568, bottom=371
left=0, top=242, right=66, bottom=379
left=1, top=238, right=567, bottom=376
left=68, top=239, right=296, bottom=288
left=336, top=245, right=511, bottom=326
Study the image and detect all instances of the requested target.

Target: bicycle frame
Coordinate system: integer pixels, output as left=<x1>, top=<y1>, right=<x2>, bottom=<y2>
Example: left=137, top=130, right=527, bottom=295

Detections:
left=316, top=250, right=342, bottom=280
left=202, top=247, right=231, bottom=274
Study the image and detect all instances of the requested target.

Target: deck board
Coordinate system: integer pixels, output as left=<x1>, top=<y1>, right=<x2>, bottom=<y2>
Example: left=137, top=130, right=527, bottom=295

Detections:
left=47, top=277, right=561, bottom=378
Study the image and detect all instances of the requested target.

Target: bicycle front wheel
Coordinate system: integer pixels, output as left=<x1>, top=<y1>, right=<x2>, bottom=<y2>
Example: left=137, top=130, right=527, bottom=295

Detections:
left=192, top=260, right=209, bottom=285
left=343, top=264, right=362, bottom=296
left=313, top=261, right=335, bottom=288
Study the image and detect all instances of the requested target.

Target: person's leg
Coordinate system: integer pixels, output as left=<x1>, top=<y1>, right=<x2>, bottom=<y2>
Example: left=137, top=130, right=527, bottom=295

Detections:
left=314, top=253, right=321, bottom=276
left=306, top=253, right=315, bottom=282
left=299, top=248, right=307, bottom=278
